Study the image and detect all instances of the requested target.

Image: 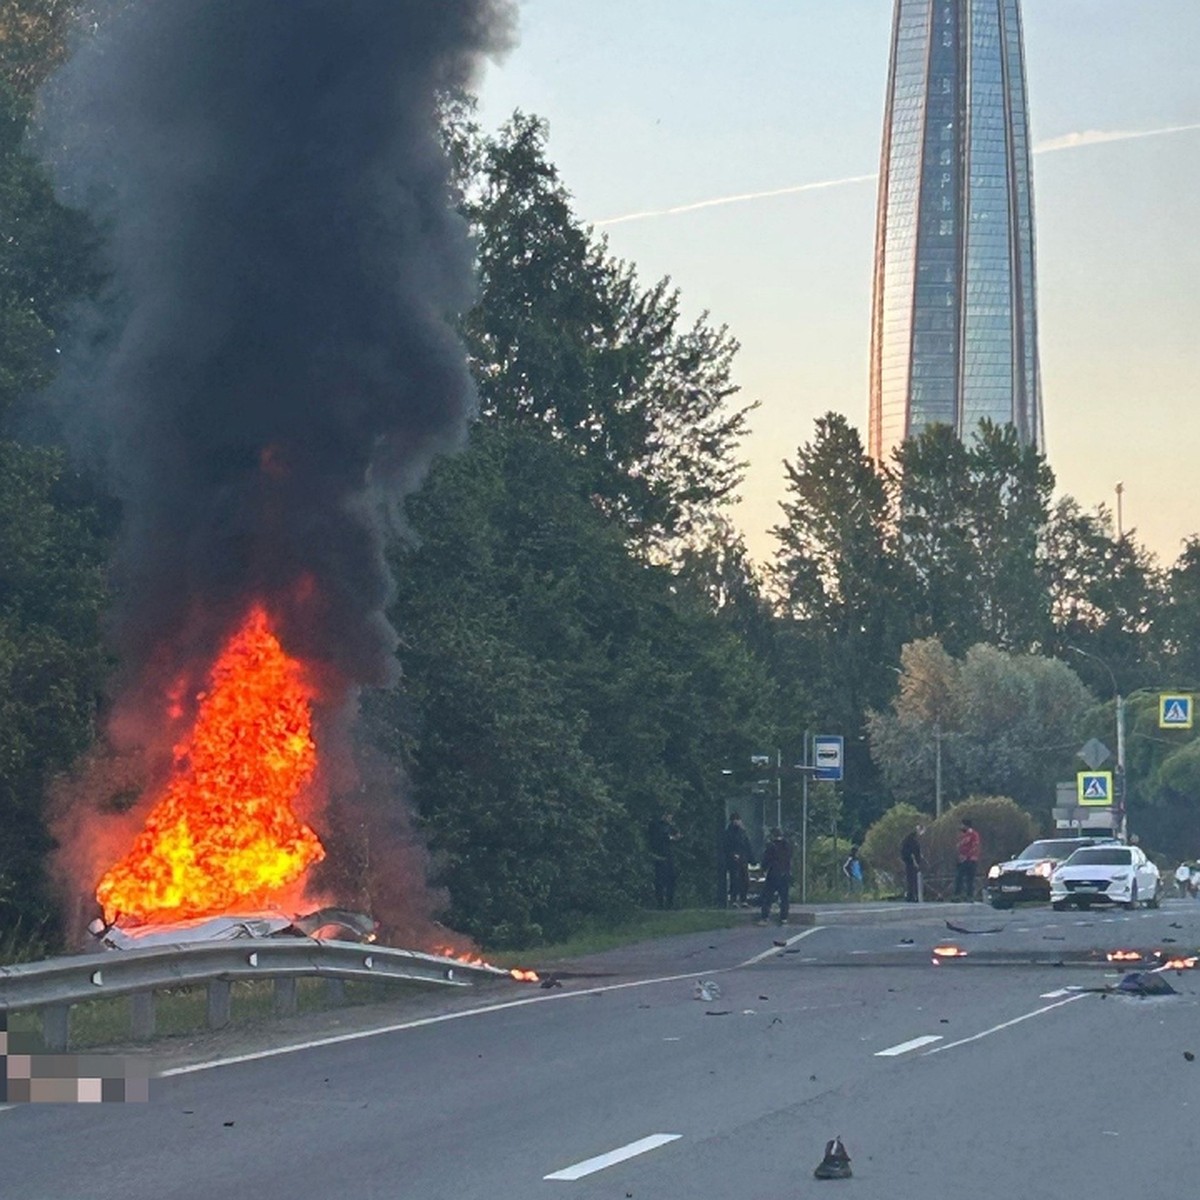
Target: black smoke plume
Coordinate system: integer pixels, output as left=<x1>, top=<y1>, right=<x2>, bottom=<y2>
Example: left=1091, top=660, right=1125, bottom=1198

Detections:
left=36, top=0, right=513, bottom=709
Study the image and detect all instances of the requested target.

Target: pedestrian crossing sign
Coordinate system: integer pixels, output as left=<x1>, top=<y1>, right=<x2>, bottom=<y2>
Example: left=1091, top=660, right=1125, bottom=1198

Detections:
left=1159, top=694, right=1193, bottom=729
left=1077, top=771, right=1113, bottom=806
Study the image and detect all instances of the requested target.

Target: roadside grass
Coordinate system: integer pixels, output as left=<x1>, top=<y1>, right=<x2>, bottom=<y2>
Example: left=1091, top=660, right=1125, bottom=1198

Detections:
left=5, top=977, right=423, bottom=1051
left=491, top=907, right=744, bottom=966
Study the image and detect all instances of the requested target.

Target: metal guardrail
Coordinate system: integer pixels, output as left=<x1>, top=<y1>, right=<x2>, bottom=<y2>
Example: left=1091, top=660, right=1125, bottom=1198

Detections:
left=0, top=939, right=508, bottom=1051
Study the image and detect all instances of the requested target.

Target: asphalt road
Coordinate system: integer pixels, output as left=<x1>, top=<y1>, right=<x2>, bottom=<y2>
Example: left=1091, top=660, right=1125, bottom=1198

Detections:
left=4, top=899, right=1200, bottom=1199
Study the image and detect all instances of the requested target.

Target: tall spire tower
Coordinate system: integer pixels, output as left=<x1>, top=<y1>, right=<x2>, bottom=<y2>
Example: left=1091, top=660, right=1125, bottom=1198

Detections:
left=868, top=0, right=1044, bottom=463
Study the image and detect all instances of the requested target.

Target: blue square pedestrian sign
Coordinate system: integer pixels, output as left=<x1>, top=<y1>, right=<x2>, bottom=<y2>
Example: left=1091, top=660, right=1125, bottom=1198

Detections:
left=1159, top=694, right=1193, bottom=729
left=1077, top=771, right=1113, bottom=806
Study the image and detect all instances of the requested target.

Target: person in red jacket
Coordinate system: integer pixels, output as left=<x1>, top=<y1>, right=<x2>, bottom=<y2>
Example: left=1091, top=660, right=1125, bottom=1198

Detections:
left=955, top=819, right=982, bottom=900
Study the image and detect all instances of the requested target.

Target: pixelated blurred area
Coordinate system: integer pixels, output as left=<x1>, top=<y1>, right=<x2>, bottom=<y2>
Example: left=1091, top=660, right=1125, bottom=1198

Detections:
left=1, top=1020, right=150, bottom=1103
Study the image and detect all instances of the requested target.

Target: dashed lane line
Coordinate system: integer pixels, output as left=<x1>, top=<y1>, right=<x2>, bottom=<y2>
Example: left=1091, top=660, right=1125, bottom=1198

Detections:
left=543, top=1134, right=682, bottom=1181
left=875, top=1035, right=943, bottom=1057
left=923, top=993, right=1087, bottom=1055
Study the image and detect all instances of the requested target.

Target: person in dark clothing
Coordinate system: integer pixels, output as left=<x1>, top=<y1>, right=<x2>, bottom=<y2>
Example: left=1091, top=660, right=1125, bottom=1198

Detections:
left=723, top=812, right=754, bottom=907
left=647, top=810, right=681, bottom=909
left=758, top=828, right=793, bottom=925
left=900, top=825, right=925, bottom=902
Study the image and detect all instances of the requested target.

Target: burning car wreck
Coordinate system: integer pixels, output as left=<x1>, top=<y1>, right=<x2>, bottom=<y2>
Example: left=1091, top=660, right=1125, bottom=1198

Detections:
left=87, top=906, right=377, bottom=951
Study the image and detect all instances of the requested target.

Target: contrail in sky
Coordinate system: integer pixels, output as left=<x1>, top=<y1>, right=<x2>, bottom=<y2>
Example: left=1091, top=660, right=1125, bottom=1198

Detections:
left=592, top=121, right=1200, bottom=227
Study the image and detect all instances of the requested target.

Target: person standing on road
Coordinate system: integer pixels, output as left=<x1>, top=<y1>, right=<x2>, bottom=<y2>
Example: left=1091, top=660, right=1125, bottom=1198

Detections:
left=647, top=808, right=681, bottom=910
left=900, top=824, right=925, bottom=902
left=955, top=819, right=982, bottom=900
left=1175, top=861, right=1192, bottom=899
left=842, top=845, right=864, bottom=895
left=757, top=828, right=793, bottom=926
left=723, top=812, right=753, bottom=908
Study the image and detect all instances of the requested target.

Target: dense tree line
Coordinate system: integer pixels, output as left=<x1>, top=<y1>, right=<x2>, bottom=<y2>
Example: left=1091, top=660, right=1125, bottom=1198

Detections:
left=0, top=14, right=1197, bottom=951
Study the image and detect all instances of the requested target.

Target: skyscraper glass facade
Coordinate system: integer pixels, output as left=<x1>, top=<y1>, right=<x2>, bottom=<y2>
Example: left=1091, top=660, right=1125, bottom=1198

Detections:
left=869, top=0, right=1044, bottom=464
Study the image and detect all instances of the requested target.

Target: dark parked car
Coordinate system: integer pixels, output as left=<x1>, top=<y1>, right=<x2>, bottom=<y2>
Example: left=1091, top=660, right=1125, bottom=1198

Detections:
left=984, top=836, right=1119, bottom=909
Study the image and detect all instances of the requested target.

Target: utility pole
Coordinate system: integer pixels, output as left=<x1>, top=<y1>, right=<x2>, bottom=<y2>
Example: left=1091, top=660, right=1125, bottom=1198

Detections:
left=1115, top=481, right=1124, bottom=539
left=934, top=719, right=943, bottom=820
left=1068, top=645, right=1126, bottom=840
left=801, top=732, right=809, bottom=905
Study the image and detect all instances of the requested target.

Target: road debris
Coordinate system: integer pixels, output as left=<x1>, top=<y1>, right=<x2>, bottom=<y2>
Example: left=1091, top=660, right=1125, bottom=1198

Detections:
left=693, top=980, right=721, bottom=1002
left=898, top=937, right=915, bottom=945
left=1184, top=1051, right=1195, bottom=1062
left=539, top=975, right=563, bottom=989
left=945, top=920, right=1005, bottom=935
left=704, top=1010, right=731, bottom=1016
left=813, top=1136, right=852, bottom=1181
left=1117, top=972, right=1177, bottom=997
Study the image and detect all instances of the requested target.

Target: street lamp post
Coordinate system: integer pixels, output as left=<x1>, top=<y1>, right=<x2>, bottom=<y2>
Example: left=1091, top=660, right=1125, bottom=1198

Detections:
left=1067, top=646, right=1127, bottom=840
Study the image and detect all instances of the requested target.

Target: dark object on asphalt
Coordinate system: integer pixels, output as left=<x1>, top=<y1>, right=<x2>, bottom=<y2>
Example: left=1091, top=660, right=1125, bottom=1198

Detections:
left=773, top=939, right=787, bottom=947
left=1170, top=922, right=1183, bottom=929
left=813, top=1136, right=852, bottom=1180
left=770, top=1016, right=783, bottom=1026
left=945, top=920, right=1005, bottom=935
left=223, top=1121, right=235, bottom=1127
left=899, top=937, right=915, bottom=945
left=810, top=1074, right=817, bottom=1081
left=1043, top=935, right=1066, bottom=941
left=705, top=1010, right=732, bottom=1016
left=939, top=1018, right=949, bottom=1023
left=1117, top=971, right=1177, bottom=996
left=759, top=995, right=769, bottom=1001
left=539, top=976, right=563, bottom=989
left=1185, top=1051, right=1195, bottom=1062
left=1162, top=937, right=1178, bottom=943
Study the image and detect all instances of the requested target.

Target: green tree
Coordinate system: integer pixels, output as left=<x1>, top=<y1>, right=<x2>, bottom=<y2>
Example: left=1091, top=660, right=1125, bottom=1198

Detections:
left=868, top=638, right=1092, bottom=820
left=0, top=443, right=109, bottom=940
left=461, top=111, right=752, bottom=544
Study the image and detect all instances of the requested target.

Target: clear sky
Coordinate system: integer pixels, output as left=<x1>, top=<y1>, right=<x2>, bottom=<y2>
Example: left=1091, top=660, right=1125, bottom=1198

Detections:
left=475, top=1, right=1200, bottom=566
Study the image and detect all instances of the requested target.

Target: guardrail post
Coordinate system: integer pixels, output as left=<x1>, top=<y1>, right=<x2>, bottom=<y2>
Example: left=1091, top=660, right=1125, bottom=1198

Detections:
left=206, top=979, right=232, bottom=1030
left=42, top=1004, right=71, bottom=1052
left=273, top=976, right=298, bottom=1017
left=323, top=978, right=345, bottom=1006
left=130, top=991, right=156, bottom=1040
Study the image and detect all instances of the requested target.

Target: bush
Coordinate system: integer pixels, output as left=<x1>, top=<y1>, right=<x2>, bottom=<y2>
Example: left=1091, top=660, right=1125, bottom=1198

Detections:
left=924, top=796, right=1037, bottom=883
left=861, top=803, right=930, bottom=894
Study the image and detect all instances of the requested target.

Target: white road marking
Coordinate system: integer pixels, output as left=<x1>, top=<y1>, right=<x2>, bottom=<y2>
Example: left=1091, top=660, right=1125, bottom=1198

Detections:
left=875, top=1035, right=943, bottom=1057
left=163, top=926, right=832, bottom=1077
left=1039, top=988, right=1074, bottom=999
left=544, top=1134, right=682, bottom=1181
left=160, top=969, right=714, bottom=1077
left=924, top=993, right=1087, bottom=1055
left=741, top=925, right=825, bottom=966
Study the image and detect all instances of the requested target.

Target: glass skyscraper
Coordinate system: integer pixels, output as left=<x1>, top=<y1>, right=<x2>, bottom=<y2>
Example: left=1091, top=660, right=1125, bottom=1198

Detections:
left=868, top=0, right=1044, bottom=464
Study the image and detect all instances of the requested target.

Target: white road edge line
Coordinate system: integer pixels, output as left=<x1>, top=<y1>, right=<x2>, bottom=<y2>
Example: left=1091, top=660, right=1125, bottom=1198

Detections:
left=875, top=1035, right=943, bottom=1057
left=740, top=925, right=825, bottom=966
left=544, top=1134, right=681, bottom=1181
left=160, top=927, right=830, bottom=1078
left=924, top=993, right=1087, bottom=1055
left=160, top=970, right=709, bottom=1077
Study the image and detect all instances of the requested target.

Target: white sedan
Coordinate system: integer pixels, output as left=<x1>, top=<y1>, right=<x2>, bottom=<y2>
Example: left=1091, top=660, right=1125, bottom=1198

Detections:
left=1050, top=845, right=1160, bottom=911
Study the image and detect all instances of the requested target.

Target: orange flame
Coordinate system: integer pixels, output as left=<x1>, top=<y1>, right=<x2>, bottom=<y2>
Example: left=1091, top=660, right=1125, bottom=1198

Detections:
left=432, top=945, right=539, bottom=983
left=1107, top=949, right=1143, bottom=963
left=932, top=945, right=967, bottom=959
left=96, top=605, right=325, bottom=923
left=1161, top=956, right=1198, bottom=971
